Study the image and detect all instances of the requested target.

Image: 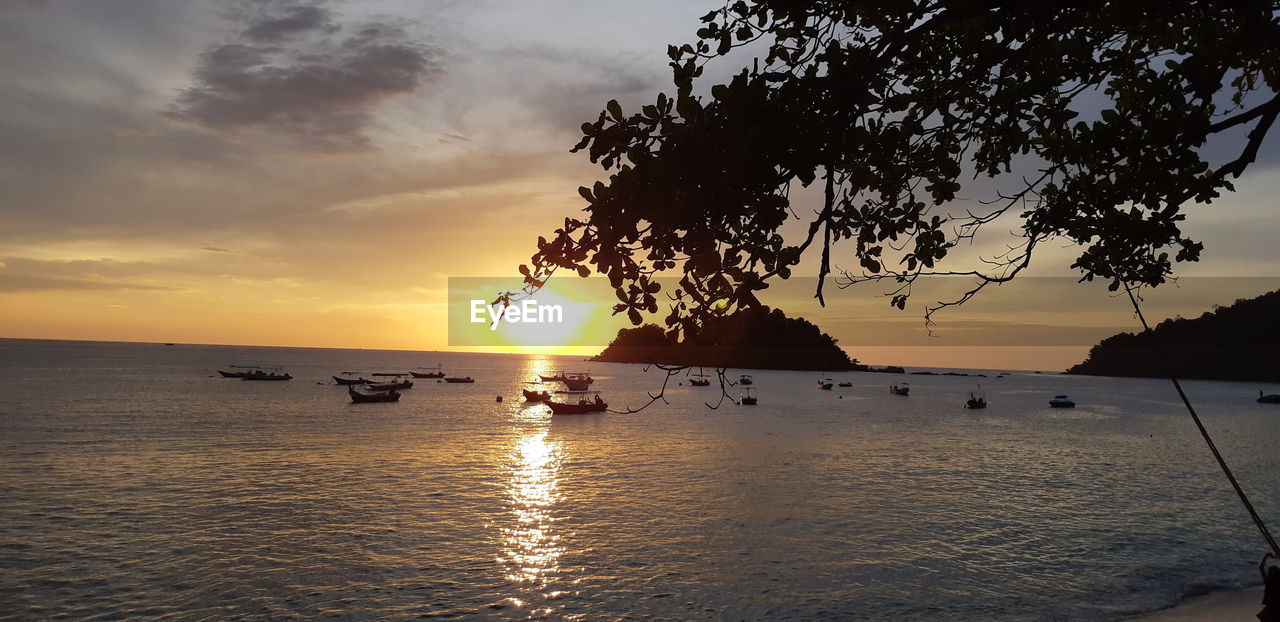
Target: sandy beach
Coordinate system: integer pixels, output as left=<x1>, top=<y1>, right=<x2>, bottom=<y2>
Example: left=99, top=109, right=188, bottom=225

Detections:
left=1133, top=586, right=1263, bottom=621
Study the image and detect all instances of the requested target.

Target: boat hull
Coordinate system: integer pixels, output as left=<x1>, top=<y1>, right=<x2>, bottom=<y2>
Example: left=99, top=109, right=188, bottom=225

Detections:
left=547, top=400, right=607, bottom=414
left=444, top=377, right=474, bottom=383
left=218, top=370, right=247, bottom=378
left=349, top=387, right=400, bottom=403
left=332, top=376, right=371, bottom=385
left=367, top=380, right=412, bottom=390
left=522, top=389, right=550, bottom=401
left=411, top=372, right=445, bottom=378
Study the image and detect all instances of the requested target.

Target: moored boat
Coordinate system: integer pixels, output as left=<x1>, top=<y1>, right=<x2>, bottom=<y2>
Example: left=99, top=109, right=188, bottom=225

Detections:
left=739, top=374, right=753, bottom=386
left=444, top=376, right=475, bottom=383
left=539, top=371, right=567, bottom=382
left=837, top=381, right=853, bottom=387
left=349, top=387, right=401, bottom=403
left=563, top=372, right=594, bottom=391
left=817, top=377, right=833, bottom=390
left=1258, top=391, right=1280, bottom=404
left=547, top=392, right=608, bottom=414
left=242, top=369, right=292, bottom=381
left=890, top=383, right=910, bottom=396
left=332, top=372, right=373, bottom=385
left=367, top=379, right=412, bottom=390
left=690, top=368, right=711, bottom=387
left=739, top=387, right=757, bottom=405
left=218, top=364, right=265, bottom=378
left=1049, top=394, right=1075, bottom=408
left=523, top=388, right=551, bottom=401
left=965, top=394, right=987, bottom=409
left=411, top=365, right=445, bottom=379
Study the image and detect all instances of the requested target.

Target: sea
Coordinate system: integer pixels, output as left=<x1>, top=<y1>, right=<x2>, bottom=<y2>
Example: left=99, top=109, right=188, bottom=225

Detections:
left=2, top=338, right=1279, bottom=621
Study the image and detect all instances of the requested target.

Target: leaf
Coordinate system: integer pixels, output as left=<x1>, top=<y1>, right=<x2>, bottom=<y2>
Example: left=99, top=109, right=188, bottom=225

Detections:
left=607, top=99, right=623, bottom=121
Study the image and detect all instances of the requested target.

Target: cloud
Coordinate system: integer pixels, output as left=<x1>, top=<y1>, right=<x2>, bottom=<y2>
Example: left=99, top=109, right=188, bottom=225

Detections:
left=199, top=245, right=233, bottom=253
left=0, top=273, right=177, bottom=293
left=241, top=3, right=337, bottom=43
left=168, top=2, right=443, bottom=151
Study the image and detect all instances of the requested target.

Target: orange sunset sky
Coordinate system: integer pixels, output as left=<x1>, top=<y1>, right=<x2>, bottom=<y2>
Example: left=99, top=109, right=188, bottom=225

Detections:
left=2, top=1, right=1278, bottom=370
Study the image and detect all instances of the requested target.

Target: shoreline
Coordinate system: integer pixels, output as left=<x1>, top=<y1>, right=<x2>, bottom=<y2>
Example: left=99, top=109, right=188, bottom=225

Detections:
left=1130, top=585, right=1262, bottom=621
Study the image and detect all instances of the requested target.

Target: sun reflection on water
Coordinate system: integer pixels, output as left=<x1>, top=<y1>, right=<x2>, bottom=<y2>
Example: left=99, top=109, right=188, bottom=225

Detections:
left=501, top=430, right=566, bottom=592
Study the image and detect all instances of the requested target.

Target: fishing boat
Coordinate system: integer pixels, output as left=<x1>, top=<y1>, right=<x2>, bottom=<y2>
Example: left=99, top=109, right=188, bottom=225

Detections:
left=546, top=391, right=608, bottom=414
left=332, top=372, right=373, bottom=385
left=411, top=365, right=445, bottom=379
left=217, top=365, right=264, bottom=378
left=1258, top=391, right=1280, bottom=404
left=444, top=376, right=475, bottom=383
left=1048, top=394, right=1075, bottom=408
left=371, top=372, right=409, bottom=377
left=739, top=387, right=757, bottom=405
left=690, top=368, right=711, bottom=387
left=965, top=393, right=987, bottom=409
left=349, top=387, right=401, bottom=403
left=539, top=371, right=567, bottom=382
left=563, top=372, right=595, bottom=391
left=738, top=374, right=753, bottom=386
left=817, top=377, right=833, bottom=390
left=242, top=369, right=292, bottom=381
left=837, top=381, right=853, bottom=387
left=523, top=388, right=551, bottom=401
left=367, top=379, right=412, bottom=390
left=890, top=383, right=910, bottom=396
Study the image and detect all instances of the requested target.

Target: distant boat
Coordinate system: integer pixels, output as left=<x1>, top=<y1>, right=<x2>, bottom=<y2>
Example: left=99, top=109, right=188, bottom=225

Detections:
left=563, top=372, right=595, bottom=391
left=1049, top=395, right=1075, bottom=408
left=523, top=388, right=550, bottom=402
left=740, top=387, right=757, bottom=405
left=890, top=383, right=910, bottom=395
left=444, top=377, right=475, bottom=383
left=837, top=381, right=853, bottom=388
left=738, top=374, right=753, bottom=386
left=164, top=343, right=175, bottom=346
left=817, top=377, right=833, bottom=390
left=690, top=369, right=711, bottom=387
left=371, top=372, right=408, bottom=377
left=218, top=364, right=264, bottom=378
left=539, top=371, right=567, bottom=382
left=332, top=372, right=373, bottom=385
left=965, top=394, right=987, bottom=409
left=242, top=370, right=291, bottom=381
left=349, top=387, right=400, bottom=403
left=367, top=379, right=412, bottom=390
left=1259, top=391, right=1280, bottom=404
left=411, top=365, right=445, bottom=378
left=547, top=392, right=607, bottom=414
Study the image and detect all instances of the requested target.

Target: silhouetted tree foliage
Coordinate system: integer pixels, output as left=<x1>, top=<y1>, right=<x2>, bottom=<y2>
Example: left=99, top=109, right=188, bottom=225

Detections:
left=593, top=306, right=861, bottom=370
left=1067, top=289, right=1280, bottom=381
left=519, top=1, right=1280, bottom=337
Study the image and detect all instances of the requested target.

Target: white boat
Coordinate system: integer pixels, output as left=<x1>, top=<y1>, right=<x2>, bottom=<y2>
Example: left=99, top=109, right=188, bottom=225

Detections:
left=817, top=377, right=833, bottom=390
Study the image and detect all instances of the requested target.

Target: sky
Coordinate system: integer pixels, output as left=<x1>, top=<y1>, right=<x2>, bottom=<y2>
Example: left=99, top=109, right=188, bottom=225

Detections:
left=2, top=1, right=1278, bottom=370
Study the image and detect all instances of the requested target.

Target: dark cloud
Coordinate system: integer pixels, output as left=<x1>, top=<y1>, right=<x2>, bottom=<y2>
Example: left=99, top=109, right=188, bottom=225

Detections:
left=242, top=3, right=336, bottom=43
left=168, top=3, right=442, bottom=151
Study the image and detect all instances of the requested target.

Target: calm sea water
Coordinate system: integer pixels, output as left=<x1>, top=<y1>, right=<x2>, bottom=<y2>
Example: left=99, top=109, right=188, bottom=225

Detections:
left=2, top=339, right=1279, bottom=620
